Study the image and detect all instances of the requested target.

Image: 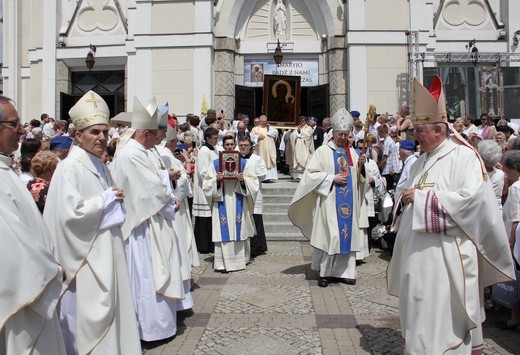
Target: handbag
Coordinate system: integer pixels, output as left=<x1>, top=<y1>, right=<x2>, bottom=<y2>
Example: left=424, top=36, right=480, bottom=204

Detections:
left=492, top=268, right=520, bottom=309
left=379, top=191, right=394, bottom=224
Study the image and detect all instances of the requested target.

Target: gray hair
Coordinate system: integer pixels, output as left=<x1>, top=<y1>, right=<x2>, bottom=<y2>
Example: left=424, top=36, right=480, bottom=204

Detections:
left=333, top=124, right=353, bottom=132
left=502, top=149, right=520, bottom=172
left=0, top=95, right=15, bottom=121
left=477, top=140, right=502, bottom=167
left=496, top=119, right=509, bottom=127
left=454, top=117, right=465, bottom=125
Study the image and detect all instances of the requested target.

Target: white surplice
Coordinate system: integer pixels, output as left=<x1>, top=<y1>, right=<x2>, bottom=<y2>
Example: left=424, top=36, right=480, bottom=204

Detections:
left=110, top=139, right=184, bottom=341
left=251, top=126, right=278, bottom=180
left=0, top=154, right=66, bottom=355
left=290, top=126, right=314, bottom=179
left=288, top=142, right=369, bottom=279
left=202, top=156, right=258, bottom=271
left=44, top=146, right=141, bottom=354
left=157, top=144, right=197, bottom=311
left=387, top=139, right=515, bottom=354
left=159, top=144, right=200, bottom=267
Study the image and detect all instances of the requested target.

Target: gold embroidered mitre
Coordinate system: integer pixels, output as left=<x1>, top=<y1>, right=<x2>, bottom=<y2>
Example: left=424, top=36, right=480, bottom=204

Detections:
left=68, top=90, right=110, bottom=130
left=330, top=108, right=354, bottom=131
left=132, top=96, right=159, bottom=130
left=412, top=75, right=448, bottom=126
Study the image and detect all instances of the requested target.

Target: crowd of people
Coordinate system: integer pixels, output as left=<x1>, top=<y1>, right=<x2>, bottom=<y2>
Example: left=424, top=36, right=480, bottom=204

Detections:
left=2, top=73, right=520, bottom=353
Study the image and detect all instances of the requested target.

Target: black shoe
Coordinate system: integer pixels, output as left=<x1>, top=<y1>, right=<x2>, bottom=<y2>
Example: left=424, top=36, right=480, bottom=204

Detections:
left=340, top=278, right=356, bottom=285
left=318, top=277, right=329, bottom=288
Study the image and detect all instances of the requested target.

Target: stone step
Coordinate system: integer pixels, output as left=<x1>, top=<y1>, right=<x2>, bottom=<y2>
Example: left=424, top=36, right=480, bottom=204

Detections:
left=262, top=212, right=293, bottom=223
left=265, top=232, right=307, bottom=241
left=264, top=221, right=301, bottom=234
left=261, top=187, right=299, bottom=196
left=263, top=195, right=293, bottom=204
left=262, top=203, right=291, bottom=213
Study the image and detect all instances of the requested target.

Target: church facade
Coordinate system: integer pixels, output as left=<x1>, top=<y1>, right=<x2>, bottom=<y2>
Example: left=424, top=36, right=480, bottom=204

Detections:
left=2, top=0, right=520, bottom=122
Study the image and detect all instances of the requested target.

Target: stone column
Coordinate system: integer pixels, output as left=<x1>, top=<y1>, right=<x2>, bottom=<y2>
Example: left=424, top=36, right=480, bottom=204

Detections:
left=214, top=37, right=236, bottom=122
left=328, top=36, right=348, bottom=114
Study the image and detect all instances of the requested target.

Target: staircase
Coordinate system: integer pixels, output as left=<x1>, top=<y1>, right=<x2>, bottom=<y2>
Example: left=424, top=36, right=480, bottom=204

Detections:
left=262, top=174, right=307, bottom=241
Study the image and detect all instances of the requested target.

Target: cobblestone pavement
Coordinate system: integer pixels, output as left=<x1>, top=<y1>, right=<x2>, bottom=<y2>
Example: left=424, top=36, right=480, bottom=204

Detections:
left=143, top=242, right=520, bottom=354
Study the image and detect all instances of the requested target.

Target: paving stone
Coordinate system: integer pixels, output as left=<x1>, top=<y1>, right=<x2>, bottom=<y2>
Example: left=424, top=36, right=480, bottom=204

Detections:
left=215, top=283, right=313, bottom=314
left=142, top=242, right=520, bottom=354
left=194, top=327, right=322, bottom=355
left=315, top=314, right=357, bottom=329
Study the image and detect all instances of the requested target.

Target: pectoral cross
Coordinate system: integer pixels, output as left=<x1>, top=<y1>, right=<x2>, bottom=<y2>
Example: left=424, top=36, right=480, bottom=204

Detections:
left=414, top=172, right=435, bottom=190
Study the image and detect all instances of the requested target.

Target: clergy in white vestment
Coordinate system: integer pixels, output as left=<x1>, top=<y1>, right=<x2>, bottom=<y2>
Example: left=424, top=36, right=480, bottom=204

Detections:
left=110, top=96, right=184, bottom=341
left=321, top=117, right=333, bottom=146
left=238, top=136, right=268, bottom=257
left=193, top=126, right=220, bottom=253
left=279, top=129, right=293, bottom=176
left=203, top=135, right=259, bottom=271
left=160, top=116, right=200, bottom=268
left=44, top=91, right=141, bottom=354
left=288, top=108, right=369, bottom=288
left=251, top=115, right=278, bottom=182
left=355, top=139, right=387, bottom=255
left=290, top=116, right=315, bottom=180
left=0, top=95, right=66, bottom=355
left=152, top=107, right=196, bottom=313
left=387, top=75, right=515, bottom=354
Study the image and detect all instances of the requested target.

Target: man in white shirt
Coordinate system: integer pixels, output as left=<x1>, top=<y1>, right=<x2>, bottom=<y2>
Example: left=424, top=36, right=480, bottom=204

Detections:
left=394, top=139, right=418, bottom=202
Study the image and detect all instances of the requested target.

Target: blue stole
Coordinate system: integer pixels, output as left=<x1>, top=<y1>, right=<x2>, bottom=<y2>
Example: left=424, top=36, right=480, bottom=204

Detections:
left=213, top=158, right=248, bottom=242
left=333, top=150, right=354, bottom=254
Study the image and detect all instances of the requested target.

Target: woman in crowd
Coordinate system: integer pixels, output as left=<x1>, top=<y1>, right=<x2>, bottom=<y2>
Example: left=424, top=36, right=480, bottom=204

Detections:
left=499, top=149, right=520, bottom=329
left=495, top=132, right=507, bottom=151
left=19, top=138, right=42, bottom=183
left=478, top=140, right=505, bottom=209
left=27, top=150, right=58, bottom=213
left=477, top=113, right=497, bottom=140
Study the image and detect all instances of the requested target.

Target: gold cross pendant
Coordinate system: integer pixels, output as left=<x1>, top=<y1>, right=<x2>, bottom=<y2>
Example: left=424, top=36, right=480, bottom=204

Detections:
left=414, top=172, right=435, bottom=190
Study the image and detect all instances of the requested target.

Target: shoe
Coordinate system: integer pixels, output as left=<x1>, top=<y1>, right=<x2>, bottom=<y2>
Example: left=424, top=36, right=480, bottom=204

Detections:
left=340, top=278, right=356, bottom=285
left=318, top=277, right=329, bottom=288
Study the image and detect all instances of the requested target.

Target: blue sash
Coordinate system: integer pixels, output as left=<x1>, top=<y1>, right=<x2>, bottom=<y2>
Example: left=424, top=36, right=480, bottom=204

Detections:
left=213, top=158, right=248, bottom=242
left=333, top=150, right=354, bottom=254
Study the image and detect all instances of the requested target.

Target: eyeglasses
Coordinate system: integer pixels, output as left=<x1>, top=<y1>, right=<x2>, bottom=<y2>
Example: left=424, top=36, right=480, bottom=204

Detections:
left=0, top=120, right=22, bottom=129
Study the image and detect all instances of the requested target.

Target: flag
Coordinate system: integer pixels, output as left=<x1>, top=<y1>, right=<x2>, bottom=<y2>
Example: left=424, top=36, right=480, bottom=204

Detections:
left=201, top=94, right=209, bottom=116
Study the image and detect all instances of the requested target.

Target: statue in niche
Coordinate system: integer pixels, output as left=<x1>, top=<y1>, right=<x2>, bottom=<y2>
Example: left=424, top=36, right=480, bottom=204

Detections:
left=274, top=0, right=287, bottom=37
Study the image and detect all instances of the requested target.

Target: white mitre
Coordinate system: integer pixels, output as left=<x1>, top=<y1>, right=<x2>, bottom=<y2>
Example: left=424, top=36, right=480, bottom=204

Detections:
left=412, top=74, right=448, bottom=126
left=132, top=96, right=159, bottom=130
left=330, top=108, right=354, bottom=131
left=166, top=115, right=177, bottom=141
left=69, top=90, right=110, bottom=130
left=157, top=102, right=169, bottom=129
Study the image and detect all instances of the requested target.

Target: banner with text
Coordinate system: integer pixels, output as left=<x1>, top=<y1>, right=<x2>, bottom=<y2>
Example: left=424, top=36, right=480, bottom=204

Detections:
left=244, top=59, right=319, bottom=87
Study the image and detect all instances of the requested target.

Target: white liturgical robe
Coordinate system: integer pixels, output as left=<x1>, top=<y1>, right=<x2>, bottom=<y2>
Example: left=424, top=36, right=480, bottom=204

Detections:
left=111, top=139, right=184, bottom=341
left=0, top=154, right=65, bottom=355
left=288, top=142, right=369, bottom=278
left=251, top=125, right=278, bottom=180
left=160, top=145, right=200, bottom=267
left=387, top=139, right=515, bottom=354
left=203, top=155, right=258, bottom=271
left=290, top=125, right=314, bottom=178
left=44, top=145, right=141, bottom=354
